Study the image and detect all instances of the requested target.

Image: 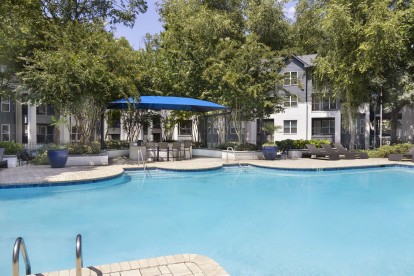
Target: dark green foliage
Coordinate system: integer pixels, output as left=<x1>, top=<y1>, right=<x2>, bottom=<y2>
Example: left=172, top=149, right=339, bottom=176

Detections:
left=276, top=139, right=330, bottom=152
left=0, top=141, right=24, bottom=155
left=105, top=140, right=130, bottom=150
left=217, top=143, right=260, bottom=151
left=66, top=142, right=101, bottom=155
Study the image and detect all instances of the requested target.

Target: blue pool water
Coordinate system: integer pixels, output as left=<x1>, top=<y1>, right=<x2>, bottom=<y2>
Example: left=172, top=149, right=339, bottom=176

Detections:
left=1, top=166, right=414, bottom=275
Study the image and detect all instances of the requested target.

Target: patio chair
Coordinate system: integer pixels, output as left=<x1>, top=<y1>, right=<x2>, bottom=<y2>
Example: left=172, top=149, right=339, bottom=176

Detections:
left=183, top=140, right=192, bottom=160
left=0, top=148, right=8, bottom=168
left=403, top=146, right=414, bottom=159
left=305, top=144, right=340, bottom=160
left=157, top=142, right=169, bottom=161
left=145, top=142, right=157, bottom=161
left=321, top=144, right=352, bottom=160
left=333, top=143, right=369, bottom=159
left=170, top=142, right=181, bottom=161
left=17, top=149, right=34, bottom=166
left=388, top=146, right=414, bottom=162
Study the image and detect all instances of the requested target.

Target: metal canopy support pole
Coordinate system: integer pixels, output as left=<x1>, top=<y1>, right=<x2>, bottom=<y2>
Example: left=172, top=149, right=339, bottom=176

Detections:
left=204, top=114, right=208, bottom=148
left=100, top=108, right=105, bottom=150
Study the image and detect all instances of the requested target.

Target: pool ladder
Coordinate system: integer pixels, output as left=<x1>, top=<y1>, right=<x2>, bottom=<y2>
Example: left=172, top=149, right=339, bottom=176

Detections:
left=226, top=147, right=244, bottom=170
left=137, top=149, right=150, bottom=177
left=11, top=234, right=83, bottom=276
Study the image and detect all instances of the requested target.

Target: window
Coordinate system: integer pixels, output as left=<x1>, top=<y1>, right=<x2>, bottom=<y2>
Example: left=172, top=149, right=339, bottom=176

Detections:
left=283, top=95, right=298, bottom=108
left=1, top=99, right=10, bottom=112
left=283, top=72, right=298, bottom=86
left=283, top=120, right=297, bottom=134
left=1, top=124, right=10, bottom=141
left=312, top=95, right=337, bottom=111
left=312, top=118, right=335, bottom=135
left=360, top=119, right=365, bottom=134
left=179, top=120, right=192, bottom=136
left=71, top=126, right=80, bottom=142
left=37, top=105, right=46, bottom=115
left=36, top=104, right=55, bottom=116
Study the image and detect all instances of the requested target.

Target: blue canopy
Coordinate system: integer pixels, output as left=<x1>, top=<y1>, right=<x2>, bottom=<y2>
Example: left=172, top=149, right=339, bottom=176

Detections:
left=107, top=96, right=228, bottom=112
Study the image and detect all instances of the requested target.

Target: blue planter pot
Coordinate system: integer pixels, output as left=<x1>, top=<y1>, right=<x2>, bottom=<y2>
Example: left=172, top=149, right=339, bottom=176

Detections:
left=47, top=149, right=69, bottom=168
left=263, top=146, right=278, bottom=160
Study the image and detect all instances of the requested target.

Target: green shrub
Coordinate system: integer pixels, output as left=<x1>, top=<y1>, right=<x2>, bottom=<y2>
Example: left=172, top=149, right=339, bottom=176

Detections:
left=365, top=143, right=413, bottom=158
left=66, top=142, right=101, bottom=155
left=105, top=140, right=129, bottom=150
left=276, top=139, right=330, bottom=152
left=31, top=144, right=53, bottom=165
left=216, top=143, right=259, bottom=151
left=0, top=141, right=24, bottom=155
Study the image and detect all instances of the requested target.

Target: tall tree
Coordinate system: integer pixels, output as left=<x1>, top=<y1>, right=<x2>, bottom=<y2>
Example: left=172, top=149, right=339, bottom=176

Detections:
left=204, top=35, right=284, bottom=144
left=19, top=23, right=140, bottom=143
left=292, top=0, right=326, bottom=54
left=359, top=0, right=414, bottom=144
left=314, top=0, right=374, bottom=149
left=245, top=0, right=291, bottom=51
left=39, top=0, right=147, bottom=26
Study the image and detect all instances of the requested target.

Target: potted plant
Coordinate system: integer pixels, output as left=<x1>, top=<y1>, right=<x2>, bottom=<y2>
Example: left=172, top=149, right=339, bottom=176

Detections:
left=0, top=141, right=24, bottom=168
left=47, top=144, right=69, bottom=168
left=262, top=142, right=278, bottom=160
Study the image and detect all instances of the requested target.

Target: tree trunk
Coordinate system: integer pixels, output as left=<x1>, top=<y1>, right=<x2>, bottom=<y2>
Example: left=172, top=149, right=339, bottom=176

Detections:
left=347, top=93, right=355, bottom=149
left=257, top=118, right=263, bottom=147
left=390, top=108, right=398, bottom=145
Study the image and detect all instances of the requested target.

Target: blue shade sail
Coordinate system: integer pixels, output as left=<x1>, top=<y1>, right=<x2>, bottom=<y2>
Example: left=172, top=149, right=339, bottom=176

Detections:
left=107, top=96, right=228, bottom=112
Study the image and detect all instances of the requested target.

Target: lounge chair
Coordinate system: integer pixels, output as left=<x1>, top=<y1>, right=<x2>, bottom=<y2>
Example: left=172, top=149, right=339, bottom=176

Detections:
left=388, top=146, right=414, bottom=162
left=305, top=144, right=340, bottom=160
left=333, top=143, right=369, bottom=159
left=0, top=148, right=8, bottom=168
left=403, top=146, right=414, bottom=159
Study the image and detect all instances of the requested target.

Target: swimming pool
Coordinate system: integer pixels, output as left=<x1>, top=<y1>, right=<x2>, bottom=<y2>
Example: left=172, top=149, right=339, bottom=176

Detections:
left=1, top=166, right=414, bottom=275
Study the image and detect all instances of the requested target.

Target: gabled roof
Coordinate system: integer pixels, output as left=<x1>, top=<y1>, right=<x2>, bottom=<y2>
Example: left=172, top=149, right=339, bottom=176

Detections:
left=289, top=54, right=318, bottom=68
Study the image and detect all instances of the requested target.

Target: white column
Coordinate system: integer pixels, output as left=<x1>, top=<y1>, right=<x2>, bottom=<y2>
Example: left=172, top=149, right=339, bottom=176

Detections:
left=59, top=115, right=71, bottom=144
left=334, top=112, right=341, bottom=143
left=27, top=104, right=37, bottom=145
left=120, top=118, right=127, bottom=141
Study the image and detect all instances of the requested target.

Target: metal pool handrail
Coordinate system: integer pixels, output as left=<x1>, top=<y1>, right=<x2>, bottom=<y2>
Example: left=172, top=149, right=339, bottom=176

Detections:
left=76, top=234, right=83, bottom=276
left=12, top=237, right=31, bottom=276
left=226, top=147, right=243, bottom=169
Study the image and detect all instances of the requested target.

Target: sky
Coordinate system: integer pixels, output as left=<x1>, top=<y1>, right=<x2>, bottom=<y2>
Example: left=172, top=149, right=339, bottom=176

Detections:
left=114, top=0, right=297, bottom=49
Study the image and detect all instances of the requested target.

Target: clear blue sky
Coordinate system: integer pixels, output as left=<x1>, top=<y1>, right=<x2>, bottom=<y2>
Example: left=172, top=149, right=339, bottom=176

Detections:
left=114, top=0, right=297, bottom=49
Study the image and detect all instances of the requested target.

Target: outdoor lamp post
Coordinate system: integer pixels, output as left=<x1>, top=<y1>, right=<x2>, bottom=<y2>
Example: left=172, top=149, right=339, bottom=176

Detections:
left=372, top=93, right=379, bottom=148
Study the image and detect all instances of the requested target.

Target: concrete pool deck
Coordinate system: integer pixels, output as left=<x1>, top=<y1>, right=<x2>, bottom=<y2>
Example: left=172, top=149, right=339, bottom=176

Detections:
left=1, top=157, right=413, bottom=186
left=2, top=157, right=414, bottom=275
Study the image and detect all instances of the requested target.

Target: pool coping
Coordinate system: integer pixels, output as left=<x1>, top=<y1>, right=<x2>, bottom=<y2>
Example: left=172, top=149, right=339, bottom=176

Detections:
left=29, top=253, right=229, bottom=276
left=2, top=161, right=414, bottom=189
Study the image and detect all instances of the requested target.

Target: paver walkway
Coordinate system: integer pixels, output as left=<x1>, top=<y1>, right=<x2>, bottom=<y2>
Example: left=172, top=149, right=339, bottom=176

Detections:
left=29, top=254, right=228, bottom=276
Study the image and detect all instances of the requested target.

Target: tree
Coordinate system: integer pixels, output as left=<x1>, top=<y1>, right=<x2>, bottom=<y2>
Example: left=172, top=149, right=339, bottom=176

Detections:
left=314, top=0, right=374, bottom=149
left=204, top=35, right=284, bottom=144
left=39, top=0, right=147, bottom=27
left=359, top=1, right=414, bottom=144
left=19, top=22, right=140, bottom=143
left=0, top=0, right=45, bottom=97
left=292, top=0, right=327, bottom=54
left=245, top=0, right=291, bottom=51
